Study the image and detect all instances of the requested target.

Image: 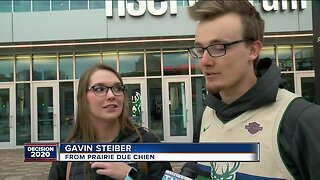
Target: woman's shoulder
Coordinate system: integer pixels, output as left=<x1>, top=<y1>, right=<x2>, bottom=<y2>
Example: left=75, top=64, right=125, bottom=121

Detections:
left=138, top=127, right=161, bottom=143
left=120, top=126, right=161, bottom=143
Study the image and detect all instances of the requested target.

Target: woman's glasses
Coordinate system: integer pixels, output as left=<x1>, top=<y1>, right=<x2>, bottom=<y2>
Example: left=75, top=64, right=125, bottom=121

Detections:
left=88, top=85, right=125, bottom=96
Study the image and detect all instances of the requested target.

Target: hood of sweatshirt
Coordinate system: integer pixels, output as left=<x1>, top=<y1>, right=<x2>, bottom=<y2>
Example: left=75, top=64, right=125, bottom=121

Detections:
left=204, top=57, right=283, bottom=122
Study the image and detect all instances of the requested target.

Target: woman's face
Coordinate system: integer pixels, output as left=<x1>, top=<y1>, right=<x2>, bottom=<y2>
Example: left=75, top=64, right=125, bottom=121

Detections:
left=86, top=69, right=125, bottom=123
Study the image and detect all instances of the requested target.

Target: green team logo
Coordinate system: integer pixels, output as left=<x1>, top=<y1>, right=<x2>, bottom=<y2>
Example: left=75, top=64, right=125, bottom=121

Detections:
left=210, top=162, right=240, bottom=180
left=131, top=91, right=141, bottom=116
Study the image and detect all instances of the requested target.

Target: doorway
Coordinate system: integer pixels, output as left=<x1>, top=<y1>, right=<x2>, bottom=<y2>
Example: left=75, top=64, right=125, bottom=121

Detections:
left=32, top=82, right=59, bottom=142
left=0, top=84, right=15, bottom=149
left=163, top=77, right=192, bottom=142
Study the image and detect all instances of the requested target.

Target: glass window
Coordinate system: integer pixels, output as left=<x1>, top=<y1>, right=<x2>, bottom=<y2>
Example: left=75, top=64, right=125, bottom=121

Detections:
left=52, top=0, right=69, bottom=11
left=300, top=77, right=315, bottom=103
left=260, top=45, right=276, bottom=65
left=294, top=45, right=314, bottom=71
left=146, top=49, right=161, bottom=76
left=112, top=0, right=118, bottom=8
left=75, top=52, right=100, bottom=79
left=187, top=0, right=196, bottom=6
left=125, top=83, right=142, bottom=125
left=102, top=51, right=117, bottom=70
left=36, top=86, right=54, bottom=140
left=89, top=0, right=104, bottom=9
left=190, top=55, right=202, bottom=75
left=16, top=83, right=31, bottom=145
left=168, top=81, right=187, bottom=136
left=119, top=50, right=144, bottom=77
left=177, top=1, right=186, bottom=6
left=13, top=0, right=31, bottom=12
left=0, top=88, right=10, bottom=142
left=0, top=1, right=12, bottom=12
left=163, top=49, right=189, bottom=75
left=70, top=0, right=88, bottom=10
left=147, top=78, right=163, bottom=140
left=16, top=55, right=31, bottom=81
left=153, top=1, right=162, bottom=8
left=278, top=45, right=293, bottom=71
left=59, top=82, right=74, bottom=141
left=0, top=56, right=14, bottom=82
left=59, top=54, right=73, bottom=80
left=32, top=54, right=57, bottom=80
left=281, top=73, right=294, bottom=93
left=191, top=77, right=206, bottom=126
left=33, top=0, right=50, bottom=11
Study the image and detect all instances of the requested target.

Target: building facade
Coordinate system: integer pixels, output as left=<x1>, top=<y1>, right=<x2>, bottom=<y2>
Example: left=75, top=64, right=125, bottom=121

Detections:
left=0, top=0, right=315, bottom=149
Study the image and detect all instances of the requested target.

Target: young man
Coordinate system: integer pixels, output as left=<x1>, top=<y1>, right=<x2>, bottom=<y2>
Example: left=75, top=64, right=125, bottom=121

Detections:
left=186, top=1, right=320, bottom=179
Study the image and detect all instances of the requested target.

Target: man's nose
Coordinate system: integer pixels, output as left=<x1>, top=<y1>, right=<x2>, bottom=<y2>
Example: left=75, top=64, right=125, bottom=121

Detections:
left=200, top=50, right=215, bottom=65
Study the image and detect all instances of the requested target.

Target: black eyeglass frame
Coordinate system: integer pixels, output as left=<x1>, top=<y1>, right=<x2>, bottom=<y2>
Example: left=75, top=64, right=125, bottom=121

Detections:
left=188, top=39, right=255, bottom=58
left=88, top=85, right=126, bottom=96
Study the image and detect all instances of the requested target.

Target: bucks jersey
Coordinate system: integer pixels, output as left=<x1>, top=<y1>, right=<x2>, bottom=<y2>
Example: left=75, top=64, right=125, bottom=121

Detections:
left=197, top=89, right=297, bottom=180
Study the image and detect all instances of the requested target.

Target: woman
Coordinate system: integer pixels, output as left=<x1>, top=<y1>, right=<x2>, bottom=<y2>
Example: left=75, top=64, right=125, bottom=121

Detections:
left=48, top=64, right=172, bottom=180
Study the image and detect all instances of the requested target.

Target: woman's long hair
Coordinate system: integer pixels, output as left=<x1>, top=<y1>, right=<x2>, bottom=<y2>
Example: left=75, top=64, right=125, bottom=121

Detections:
left=66, top=64, right=148, bottom=175
left=67, top=64, right=137, bottom=143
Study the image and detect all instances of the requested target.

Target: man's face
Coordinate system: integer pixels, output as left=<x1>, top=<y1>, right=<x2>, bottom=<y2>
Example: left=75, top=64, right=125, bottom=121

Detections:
left=195, top=13, right=259, bottom=96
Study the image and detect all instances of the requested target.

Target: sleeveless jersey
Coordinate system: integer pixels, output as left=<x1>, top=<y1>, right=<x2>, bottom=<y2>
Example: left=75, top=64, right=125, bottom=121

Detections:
left=197, top=89, right=297, bottom=180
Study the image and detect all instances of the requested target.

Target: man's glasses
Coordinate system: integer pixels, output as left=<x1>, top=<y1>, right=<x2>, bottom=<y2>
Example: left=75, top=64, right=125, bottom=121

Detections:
left=88, top=85, right=125, bottom=96
left=188, top=39, right=254, bottom=58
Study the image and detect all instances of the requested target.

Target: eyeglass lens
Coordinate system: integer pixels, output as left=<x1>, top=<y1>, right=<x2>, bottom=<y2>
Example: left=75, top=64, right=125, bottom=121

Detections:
left=189, top=45, right=225, bottom=58
left=91, top=85, right=124, bottom=96
left=189, top=39, right=252, bottom=58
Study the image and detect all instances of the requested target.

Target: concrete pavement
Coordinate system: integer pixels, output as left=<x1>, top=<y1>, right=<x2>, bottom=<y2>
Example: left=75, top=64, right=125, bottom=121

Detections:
left=0, top=149, right=184, bottom=180
left=0, top=149, right=50, bottom=180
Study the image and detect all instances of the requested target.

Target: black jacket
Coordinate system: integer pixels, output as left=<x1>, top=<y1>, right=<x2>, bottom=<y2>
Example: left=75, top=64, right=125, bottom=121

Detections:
left=48, top=128, right=172, bottom=180
left=193, top=58, right=320, bottom=180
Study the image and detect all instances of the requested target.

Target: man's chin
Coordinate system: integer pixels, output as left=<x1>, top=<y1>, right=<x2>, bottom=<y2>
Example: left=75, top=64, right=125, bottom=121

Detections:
left=205, top=84, right=221, bottom=94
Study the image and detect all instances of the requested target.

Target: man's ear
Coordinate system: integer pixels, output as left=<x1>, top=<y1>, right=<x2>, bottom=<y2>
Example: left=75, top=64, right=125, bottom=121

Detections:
left=248, top=40, right=262, bottom=62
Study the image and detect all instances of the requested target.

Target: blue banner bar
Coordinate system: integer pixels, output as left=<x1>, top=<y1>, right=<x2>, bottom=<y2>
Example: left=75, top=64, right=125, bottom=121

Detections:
left=59, top=143, right=259, bottom=153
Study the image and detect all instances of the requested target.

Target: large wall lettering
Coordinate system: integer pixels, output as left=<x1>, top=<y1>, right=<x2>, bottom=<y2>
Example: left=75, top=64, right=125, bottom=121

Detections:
left=105, top=0, right=307, bottom=17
